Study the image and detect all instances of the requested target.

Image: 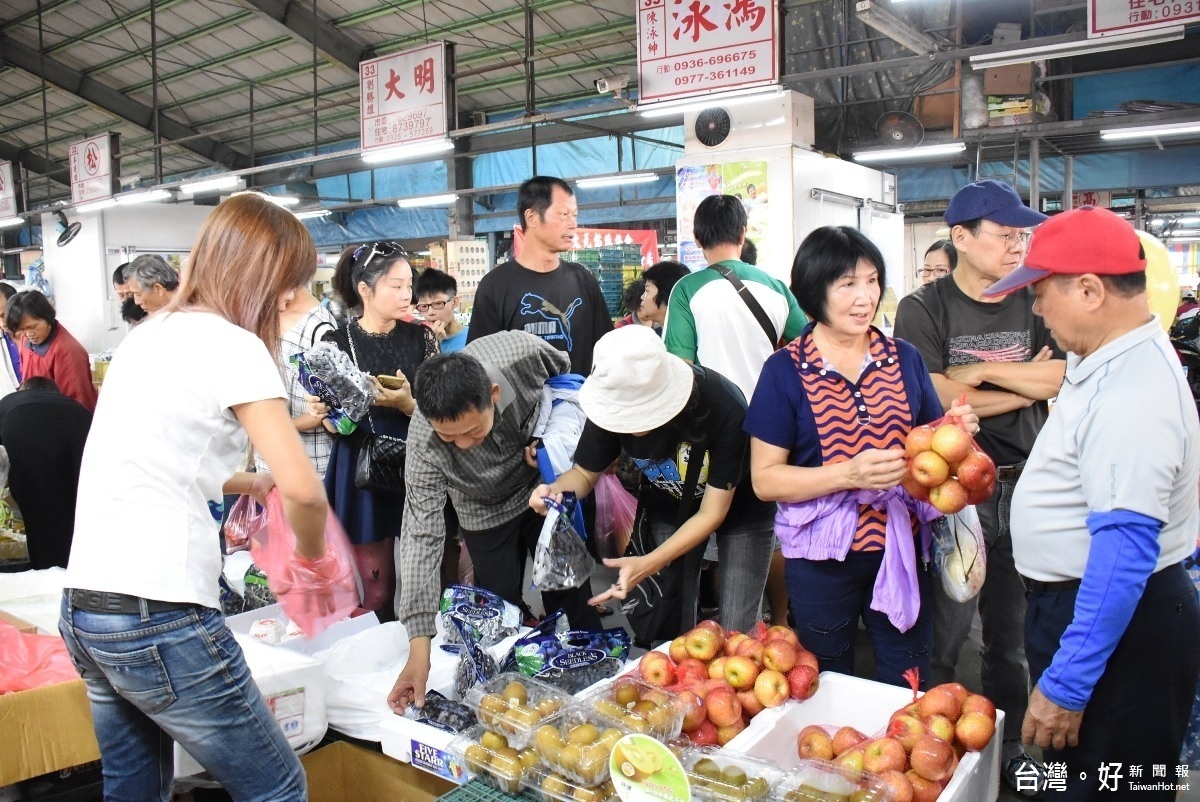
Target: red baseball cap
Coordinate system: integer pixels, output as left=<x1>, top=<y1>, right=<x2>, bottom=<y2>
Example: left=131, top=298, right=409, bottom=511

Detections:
left=983, top=206, right=1147, bottom=297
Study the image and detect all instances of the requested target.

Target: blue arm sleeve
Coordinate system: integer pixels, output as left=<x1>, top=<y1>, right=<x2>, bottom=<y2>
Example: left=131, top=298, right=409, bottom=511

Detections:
left=1037, top=509, right=1162, bottom=711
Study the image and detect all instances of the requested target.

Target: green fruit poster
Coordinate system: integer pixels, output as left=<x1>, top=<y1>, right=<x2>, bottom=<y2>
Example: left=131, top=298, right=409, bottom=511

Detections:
left=610, top=734, right=690, bottom=801
left=676, top=160, right=772, bottom=272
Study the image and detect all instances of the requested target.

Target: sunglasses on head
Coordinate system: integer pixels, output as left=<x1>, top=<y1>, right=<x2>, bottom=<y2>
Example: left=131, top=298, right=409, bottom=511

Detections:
left=352, top=241, right=406, bottom=273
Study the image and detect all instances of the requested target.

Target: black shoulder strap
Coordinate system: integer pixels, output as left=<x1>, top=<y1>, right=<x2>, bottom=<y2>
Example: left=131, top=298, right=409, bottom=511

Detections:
left=674, top=443, right=705, bottom=530
left=308, top=319, right=334, bottom=349
left=708, top=263, right=777, bottom=349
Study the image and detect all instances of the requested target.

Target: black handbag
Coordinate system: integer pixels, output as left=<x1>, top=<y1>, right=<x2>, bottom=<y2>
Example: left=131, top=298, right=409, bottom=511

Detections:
left=346, top=326, right=407, bottom=496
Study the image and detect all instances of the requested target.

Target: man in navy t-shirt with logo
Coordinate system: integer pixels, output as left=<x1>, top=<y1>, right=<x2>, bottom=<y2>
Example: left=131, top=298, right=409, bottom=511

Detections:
left=468, top=176, right=612, bottom=374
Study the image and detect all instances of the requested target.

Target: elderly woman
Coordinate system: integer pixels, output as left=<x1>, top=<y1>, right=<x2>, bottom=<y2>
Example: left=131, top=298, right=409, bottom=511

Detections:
left=744, top=226, right=977, bottom=689
left=6, top=290, right=97, bottom=411
left=321, top=241, right=437, bottom=618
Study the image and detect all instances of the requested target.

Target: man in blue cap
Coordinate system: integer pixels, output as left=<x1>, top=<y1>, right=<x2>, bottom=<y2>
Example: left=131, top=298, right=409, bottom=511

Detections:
left=895, top=179, right=1066, bottom=795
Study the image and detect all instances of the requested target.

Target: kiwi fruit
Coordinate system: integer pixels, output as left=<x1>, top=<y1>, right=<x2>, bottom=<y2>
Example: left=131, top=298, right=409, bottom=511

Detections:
left=501, top=680, right=529, bottom=707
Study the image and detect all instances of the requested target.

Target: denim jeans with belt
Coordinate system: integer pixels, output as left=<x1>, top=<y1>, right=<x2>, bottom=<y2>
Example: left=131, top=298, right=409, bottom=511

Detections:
left=59, top=596, right=306, bottom=802
left=644, top=511, right=775, bottom=634
left=930, top=463, right=1029, bottom=744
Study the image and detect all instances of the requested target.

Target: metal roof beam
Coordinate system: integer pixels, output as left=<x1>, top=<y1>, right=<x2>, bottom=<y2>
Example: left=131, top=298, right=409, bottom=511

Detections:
left=44, top=0, right=186, bottom=57
left=242, top=0, right=368, bottom=73
left=0, top=35, right=250, bottom=170
left=0, top=137, right=69, bottom=186
left=85, top=11, right=257, bottom=76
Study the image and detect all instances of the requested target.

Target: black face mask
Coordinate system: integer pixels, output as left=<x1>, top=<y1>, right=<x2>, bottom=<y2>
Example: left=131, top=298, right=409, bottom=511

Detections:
left=121, top=296, right=148, bottom=324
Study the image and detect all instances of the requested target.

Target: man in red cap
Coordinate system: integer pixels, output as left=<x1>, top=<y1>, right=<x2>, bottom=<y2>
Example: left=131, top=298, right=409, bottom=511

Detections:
left=985, top=206, right=1200, bottom=800
left=895, top=179, right=1065, bottom=793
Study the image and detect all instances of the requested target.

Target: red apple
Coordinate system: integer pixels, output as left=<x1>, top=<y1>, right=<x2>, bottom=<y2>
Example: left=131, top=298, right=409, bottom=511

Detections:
left=724, top=655, right=760, bottom=690
left=955, top=450, right=995, bottom=492
left=923, top=713, right=956, bottom=744
left=704, top=685, right=742, bottom=727
left=762, top=639, right=799, bottom=673
left=938, top=682, right=971, bottom=706
left=695, top=619, right=724, bottom=636
left=887, top=714, right=926, bottom=751
left=931, top=424, right=971, bottom=466
left=929, top=478, right=968, bottom=514
left=909, top=735, right=955, bottom=782
left=965, top=475, right=996, bottom=505
left=677, top=690, right=706, bottom=732
left=723, top=632, right=750, bottom=657
left=917, top=686, right=962, bottom=722
left=954, top=711, right=995, bottom=751
left=692, top=678, right=731, bottom=699
left=832, top=726, right=868, bottom=756
left=669, top=636, right=688, bottom=663
left=675, top=658, right=709, bottom=687
left=734, top=637, right=765, bottom=664
left=737, top=688, right=765, bottom=718
left=763, top=625, right=802, bottom=648
left=877, top=770, right=914, bottom=802
left=753, top=668, right=790, bottom=708
left=794, top=649, right=820, bottom=672
left=905, top=771, right=945, bottom=802
left=960, top=694, right=997, bottom=721
left=786, top=664, right=820, bottom=700
left=911, top=450, right=950, bottom=487
left=708, top=656, right=729, bottom=680
left=900, top=471, right=931, bottom=502
left=889, top=701, right=920, bottom=725
left=716, top=717, right=747, bottom=746
left=862, top=737, right=907, bottom=774
left=690, top=719, right=718, bottom=745
left=639, top=651, right=676, bottom=687
left=798, top=725, right=835, bottom=761
left=905, top=425, right=935, bottom=459
left=685, top=626, right=724, bottom=662
left=837, top=747, right=865, bottom=773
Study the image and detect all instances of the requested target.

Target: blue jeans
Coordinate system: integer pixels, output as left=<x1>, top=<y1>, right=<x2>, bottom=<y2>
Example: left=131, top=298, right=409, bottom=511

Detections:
left=930, top=467, right=1029, bottom=743
left=786, top=549, right=933, bottom=689
left=59, top=596, right=306, bottom=802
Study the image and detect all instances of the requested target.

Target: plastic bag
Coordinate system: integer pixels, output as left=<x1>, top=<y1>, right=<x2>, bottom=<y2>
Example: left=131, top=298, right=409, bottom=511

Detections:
left=532, top=497, right=596, bottom=591
left=290, top=342, right=375, bottom=435
left=436, top=584, right=521, bottom=650
left=903, top=396, right=997, bottom=513
left=932, top=506, right=987, bottom=602
left=0, top=622, right=81, bottom=693
left=224, top=495, right=267, bottom=553
left=593, top=473, right=637, bottom=560
left=405, top=690, right=477, bottom=733
left=452, top=614, right=500, bottom=700
left=501, top=611, right=631, bottom=693
left=248, top=489, right=360, bottom=637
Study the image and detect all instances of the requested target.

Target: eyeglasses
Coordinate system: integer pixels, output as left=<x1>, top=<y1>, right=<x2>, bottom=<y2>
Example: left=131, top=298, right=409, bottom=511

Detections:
left=352, top=241, right=404, bottom=272
left=976, top=229, right=1032, bottom=249
left=917, top=268, right=951, bottom=278
left=415, top=298, right=454, bottom=313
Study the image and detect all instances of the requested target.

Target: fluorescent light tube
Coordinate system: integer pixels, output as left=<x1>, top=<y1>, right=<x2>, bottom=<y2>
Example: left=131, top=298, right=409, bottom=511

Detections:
left=363, top=139, right=454, bottom=165
left=969, top=27, right=1183, bottom=69
left=855, top=1, right=938, bottom=55
left=294, top=209, right=332, bottom=220
left=0, top=217, right=24, bottom=229
left=1100, top=121, right=1200, bottom=141
left=180, top=175, right=243, bottom=195
left=397, top=193, right=459, bottom=208
left=638, top=86, right=783, bottom=118
left=264, top=195, right=300, bottom=207
left=576, top=173, right=659, bottom=189
left=74, top=198, right=118, bottom=213
left=116, top=189, right=171, bottom=206
left=853, top=142, right=966, bottom=163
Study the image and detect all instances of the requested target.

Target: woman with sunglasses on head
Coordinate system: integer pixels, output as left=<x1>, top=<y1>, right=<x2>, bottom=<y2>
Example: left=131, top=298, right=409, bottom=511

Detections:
left=322, top=241, right=438, bottom=619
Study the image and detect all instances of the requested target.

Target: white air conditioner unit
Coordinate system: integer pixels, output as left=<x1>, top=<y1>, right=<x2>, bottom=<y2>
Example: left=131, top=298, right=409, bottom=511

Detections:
left=683, top=90, right=815, bottom=154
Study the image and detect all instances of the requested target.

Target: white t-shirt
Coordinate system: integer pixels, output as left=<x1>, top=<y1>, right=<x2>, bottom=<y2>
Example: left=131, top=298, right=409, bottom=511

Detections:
left=66, top=311, right=285, bottom=609
left=1012, top=319, right=1199, bottom=582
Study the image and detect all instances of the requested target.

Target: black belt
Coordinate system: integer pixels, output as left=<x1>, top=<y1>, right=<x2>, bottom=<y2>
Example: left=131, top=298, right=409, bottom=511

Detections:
left=67, top=588, right=195, bottom=615
left=1019, top=575, right=1082, bottom=594
left=996, top=461, right=1026, bottom=482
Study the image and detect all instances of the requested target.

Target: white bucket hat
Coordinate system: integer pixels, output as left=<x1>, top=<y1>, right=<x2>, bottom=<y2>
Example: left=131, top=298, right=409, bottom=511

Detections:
left=579, top=326, right=695, bottom=433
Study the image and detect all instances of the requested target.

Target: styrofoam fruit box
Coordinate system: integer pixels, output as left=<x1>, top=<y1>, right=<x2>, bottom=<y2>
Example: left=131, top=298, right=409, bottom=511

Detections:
left=225, top=602, right=378, bottom=657
left=681, top=745, right=787, bottom=802
left=726, top=672, right=1003, bottom=802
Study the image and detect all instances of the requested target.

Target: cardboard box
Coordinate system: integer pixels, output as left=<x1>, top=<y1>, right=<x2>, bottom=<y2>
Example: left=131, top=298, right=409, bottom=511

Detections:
left=0, top=610, right=38, bottom=634
left=983, top=63, right=1032, bottom=95
left=726, top=672, right=1003, bottom=802
left=302, top=741, right=454, bottom=802
left=988, top=112, right=1045, bottom=127
left=225, top=603, right=379, bottom=657
left=0, top=678, right=100, bottom=786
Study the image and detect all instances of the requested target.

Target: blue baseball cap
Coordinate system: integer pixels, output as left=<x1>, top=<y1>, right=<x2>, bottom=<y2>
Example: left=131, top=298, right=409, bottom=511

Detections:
left=945, top=180, right=1049, bottom=228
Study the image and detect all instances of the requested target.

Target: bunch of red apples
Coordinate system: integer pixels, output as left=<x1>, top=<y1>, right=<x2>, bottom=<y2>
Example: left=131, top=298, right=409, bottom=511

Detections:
left=900, top=422, right=996, bottom=515
left=635, top=621, right=821, bottom=748
left=796, top=682, right=999, bottom=802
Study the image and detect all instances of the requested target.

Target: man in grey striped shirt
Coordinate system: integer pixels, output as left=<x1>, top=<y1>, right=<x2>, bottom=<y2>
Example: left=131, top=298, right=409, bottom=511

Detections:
left=388, top=331, right=602, bottom=711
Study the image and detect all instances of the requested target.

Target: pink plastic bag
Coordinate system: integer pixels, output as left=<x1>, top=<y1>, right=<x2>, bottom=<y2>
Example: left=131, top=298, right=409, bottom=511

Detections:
left=249, top=489, right=361, bottom=637
left=593, top=473, right=637, bottom=559
left=0, top=622, right=82, bottom=694
left=224, top=494, right=267, bottom=552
